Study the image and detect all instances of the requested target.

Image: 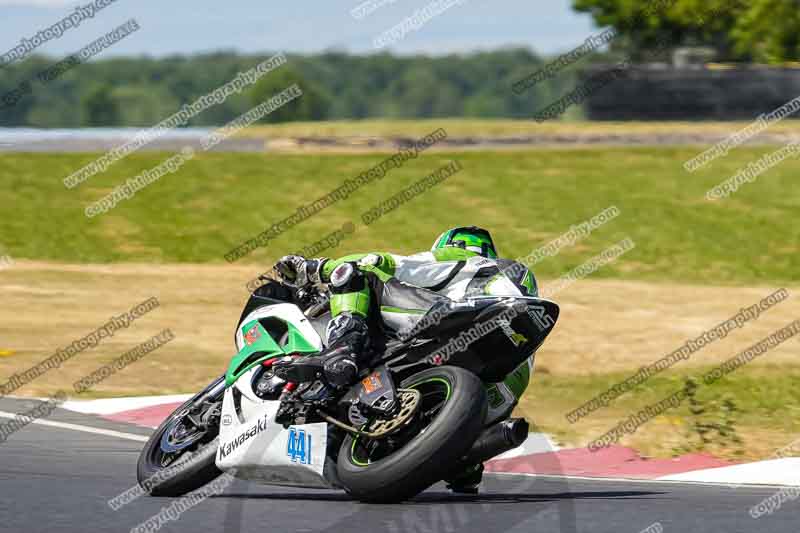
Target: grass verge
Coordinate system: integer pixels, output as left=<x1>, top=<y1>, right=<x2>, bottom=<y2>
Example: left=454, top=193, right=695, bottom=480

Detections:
left=520, top=364, right=800, bottom=461
left=0, top=147, right=798, bottom=284
left=237, top=118, right=800, bottom=139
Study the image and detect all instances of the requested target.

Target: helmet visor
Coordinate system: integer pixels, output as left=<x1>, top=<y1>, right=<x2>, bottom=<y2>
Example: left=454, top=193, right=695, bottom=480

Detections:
left=450, top=229, right=497, bottom=258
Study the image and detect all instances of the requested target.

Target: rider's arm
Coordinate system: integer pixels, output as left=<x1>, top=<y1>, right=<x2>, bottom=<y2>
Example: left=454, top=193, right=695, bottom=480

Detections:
left=320, top=253, right=397, bottom=282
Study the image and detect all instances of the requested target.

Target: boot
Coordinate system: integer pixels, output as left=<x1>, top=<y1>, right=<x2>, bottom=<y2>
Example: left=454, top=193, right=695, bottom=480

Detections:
left=445, top=463, right=484, bottom=495
left=321, top=313, right=370, bottom=388
left=274, top=313, right=369, bottom=389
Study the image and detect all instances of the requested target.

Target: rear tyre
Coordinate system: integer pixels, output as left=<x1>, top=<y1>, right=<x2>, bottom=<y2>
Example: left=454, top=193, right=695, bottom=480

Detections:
left=136, top=377, right=224, bottom=497
left=337, top=366, right=487, bottom=503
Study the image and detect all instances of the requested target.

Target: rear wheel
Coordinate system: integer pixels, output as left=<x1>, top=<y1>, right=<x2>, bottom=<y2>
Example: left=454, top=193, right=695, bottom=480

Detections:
left=136, top=376, right=225, bottom=496
left=337, top=366, right=487, bottom=503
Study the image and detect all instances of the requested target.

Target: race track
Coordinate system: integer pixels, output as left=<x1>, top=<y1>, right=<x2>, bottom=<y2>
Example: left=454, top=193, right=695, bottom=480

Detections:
left=0, top=396, right=792, bottom=533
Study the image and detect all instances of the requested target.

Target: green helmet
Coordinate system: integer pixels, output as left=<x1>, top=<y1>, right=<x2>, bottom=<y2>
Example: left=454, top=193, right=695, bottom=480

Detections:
left=431, top=226, right=498, bottom=259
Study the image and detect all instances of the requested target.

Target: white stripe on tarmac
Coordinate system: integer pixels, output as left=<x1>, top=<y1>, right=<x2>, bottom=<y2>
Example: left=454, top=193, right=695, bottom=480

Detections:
left=61, top=394, right=192, bottom=415
left=492, top=472, right=800, bottom=489
left=659, top=458, right=800, bottom=486
left=0, top=411, right=148, bottom=442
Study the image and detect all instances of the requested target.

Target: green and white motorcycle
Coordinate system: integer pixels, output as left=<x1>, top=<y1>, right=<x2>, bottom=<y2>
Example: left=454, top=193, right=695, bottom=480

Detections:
left=137, top=275, right=559, bottom=503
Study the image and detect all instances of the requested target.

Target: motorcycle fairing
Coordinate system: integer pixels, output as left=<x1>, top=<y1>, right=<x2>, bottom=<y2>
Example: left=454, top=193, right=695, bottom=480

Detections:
left=235, top=303, right=324, bottom=354
left=216, top=374, right=332, bottom=488
left=216, top=302, right=332, bottom=488
left=227, top=304, right=324, bottom=387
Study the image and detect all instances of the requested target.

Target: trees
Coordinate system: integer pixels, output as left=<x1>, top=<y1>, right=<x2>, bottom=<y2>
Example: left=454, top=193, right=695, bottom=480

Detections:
left=0, top=47, right=669, bottom=127
left=248, top=67, right=329, bottom=123
left=112, top=86, right=180, bottom=126
left=82, top=84, right=120, bottom=126
left=731, top=0, right=800, bottom=64
left=571, top=0, right=800, bottom=63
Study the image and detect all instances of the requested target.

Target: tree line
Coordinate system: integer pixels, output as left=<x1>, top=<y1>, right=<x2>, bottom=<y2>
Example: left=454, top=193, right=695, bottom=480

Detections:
left=573, top=0, right=799, bottom=63
left=0, top=50, right=584, bottom=127
left=1, top=0, right=795, bottom=128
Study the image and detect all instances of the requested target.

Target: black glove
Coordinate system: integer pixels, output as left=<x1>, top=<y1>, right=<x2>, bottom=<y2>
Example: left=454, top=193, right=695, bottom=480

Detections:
left=275, top=255, right=327, bottom=288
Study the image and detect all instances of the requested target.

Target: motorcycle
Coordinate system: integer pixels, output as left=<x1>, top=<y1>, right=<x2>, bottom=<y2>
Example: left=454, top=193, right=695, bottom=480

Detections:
left=136, top=269, right=559, bottom=503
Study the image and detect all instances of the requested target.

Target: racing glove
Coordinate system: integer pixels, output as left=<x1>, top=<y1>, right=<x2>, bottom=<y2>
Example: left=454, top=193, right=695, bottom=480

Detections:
left=275, top=255, right=328, bottom=288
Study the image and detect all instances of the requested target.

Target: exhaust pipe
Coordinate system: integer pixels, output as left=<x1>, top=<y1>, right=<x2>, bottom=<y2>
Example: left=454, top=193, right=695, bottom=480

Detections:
left=462, top=418, right=529, bottom=465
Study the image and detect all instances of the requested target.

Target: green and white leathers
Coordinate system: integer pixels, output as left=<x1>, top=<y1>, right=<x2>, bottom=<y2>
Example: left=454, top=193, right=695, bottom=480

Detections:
left=320, top=229, right=539, bottom=423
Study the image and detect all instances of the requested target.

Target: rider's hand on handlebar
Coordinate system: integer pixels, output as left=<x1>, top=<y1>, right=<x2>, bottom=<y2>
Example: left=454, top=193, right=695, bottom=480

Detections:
left=275, top=255, right=306, bottom=287
left=276, top=255, right=327, bottom=288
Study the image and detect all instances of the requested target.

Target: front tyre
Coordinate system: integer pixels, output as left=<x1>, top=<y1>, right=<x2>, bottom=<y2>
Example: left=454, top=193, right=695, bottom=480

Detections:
left=337, top=366, right=487, bottom=503
left=136, top=376, right=225, bottom=497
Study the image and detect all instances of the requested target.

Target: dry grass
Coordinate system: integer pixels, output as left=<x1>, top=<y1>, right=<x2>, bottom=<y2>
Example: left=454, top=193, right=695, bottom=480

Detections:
left=238, top=118, right=800, bottom=140
left=236, top=119, right=800, bottom=153
left=539, top=279, right=799, bottom=376
left=1, top=262, right=797, bottom=396
left=0, top=261, right=256, bottom=398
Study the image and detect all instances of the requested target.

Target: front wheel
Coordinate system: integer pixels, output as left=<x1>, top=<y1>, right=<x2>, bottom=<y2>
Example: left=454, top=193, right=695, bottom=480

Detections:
left=337, top=366, right=487, bottom=503
left=136, top=376, right=225, bottom=496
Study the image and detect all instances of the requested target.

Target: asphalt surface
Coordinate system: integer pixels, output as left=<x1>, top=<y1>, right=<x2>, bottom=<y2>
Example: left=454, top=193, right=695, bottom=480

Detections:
left=0, top=396, right=794, bottom=533
left=0, top=135, right=265, bottom=153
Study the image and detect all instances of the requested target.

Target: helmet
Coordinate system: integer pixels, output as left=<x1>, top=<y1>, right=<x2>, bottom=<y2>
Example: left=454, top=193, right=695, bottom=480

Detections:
left=431, top=226, right=498, bottom=259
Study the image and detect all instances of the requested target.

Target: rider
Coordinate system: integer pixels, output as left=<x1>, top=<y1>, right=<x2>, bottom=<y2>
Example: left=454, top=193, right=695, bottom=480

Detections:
left=276, top=226, right=539, bottom=493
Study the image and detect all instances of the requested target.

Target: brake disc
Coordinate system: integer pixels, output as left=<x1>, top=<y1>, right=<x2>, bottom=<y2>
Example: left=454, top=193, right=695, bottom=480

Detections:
left=318, top=388, right=421, bottom=439
left=364, top=388, right=421, bottom=437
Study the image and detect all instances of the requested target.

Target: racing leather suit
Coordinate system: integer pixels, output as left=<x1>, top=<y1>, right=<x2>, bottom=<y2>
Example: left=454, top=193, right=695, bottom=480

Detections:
left=319, top=246, right=539, bottom=424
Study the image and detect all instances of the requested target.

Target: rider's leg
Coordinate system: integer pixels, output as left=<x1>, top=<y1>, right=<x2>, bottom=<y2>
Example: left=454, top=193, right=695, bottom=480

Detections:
left=446, top=357, right=533, bottom=493
left=322, top=264, right=447, bottom=386
left=445, top=463, right=484, bottom=494
left=321, top=268, right=374, bottom=387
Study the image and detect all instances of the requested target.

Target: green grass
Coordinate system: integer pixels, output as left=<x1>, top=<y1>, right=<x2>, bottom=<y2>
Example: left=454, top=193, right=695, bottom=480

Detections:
left=1, top=146, right=798, bottom=284
left=521, top=364, right=800, bottom=459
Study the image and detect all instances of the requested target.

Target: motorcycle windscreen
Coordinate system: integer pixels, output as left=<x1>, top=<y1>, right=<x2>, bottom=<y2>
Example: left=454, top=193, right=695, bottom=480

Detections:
left=216, top=390, right=330, bottom=488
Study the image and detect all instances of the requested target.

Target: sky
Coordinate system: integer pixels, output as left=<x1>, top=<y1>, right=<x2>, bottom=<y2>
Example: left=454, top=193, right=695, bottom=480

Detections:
left=0, top=0, right=599, bottom=60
